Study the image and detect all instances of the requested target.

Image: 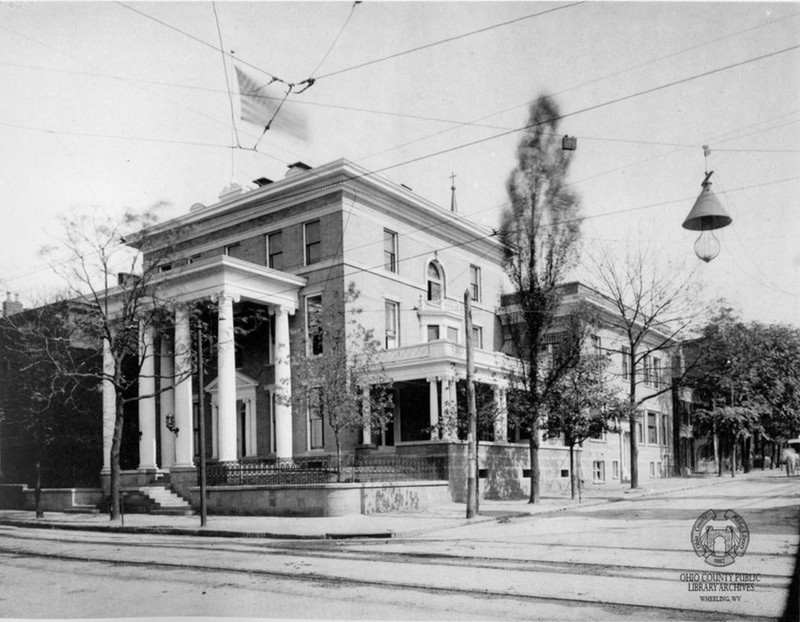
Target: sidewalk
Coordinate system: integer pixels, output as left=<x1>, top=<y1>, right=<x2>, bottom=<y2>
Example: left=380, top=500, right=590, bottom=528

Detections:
left=0, top=469, right=786, bottom=540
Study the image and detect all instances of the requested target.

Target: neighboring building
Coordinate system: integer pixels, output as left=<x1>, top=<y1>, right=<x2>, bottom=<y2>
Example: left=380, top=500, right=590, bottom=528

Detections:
left=498, top=282, right=677, bottom=491
left=0, top=297, right=102, bottom=487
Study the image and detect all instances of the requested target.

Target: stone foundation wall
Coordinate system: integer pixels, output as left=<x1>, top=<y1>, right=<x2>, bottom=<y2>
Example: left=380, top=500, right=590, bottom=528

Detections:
left=192, top=480, right=450, bottom=517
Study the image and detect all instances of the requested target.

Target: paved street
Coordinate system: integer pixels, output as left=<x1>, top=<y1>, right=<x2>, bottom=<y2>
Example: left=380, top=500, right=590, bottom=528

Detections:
left=0, top=472, right=796, bottom=620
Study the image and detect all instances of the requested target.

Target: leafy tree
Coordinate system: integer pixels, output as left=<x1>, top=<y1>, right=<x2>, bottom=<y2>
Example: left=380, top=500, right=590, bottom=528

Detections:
left=587, top=244, right=704, bottom=489
left=289, top=285, right=393, bottom=481
left=499, top=94, right=583, bottom=504
left=693, top=406, right=760, bottom=477
left=544, top=353, right=622, bottom=499
left=41, top=206, right=190, bottom=520
left=693, top=307, right=800, bottom=470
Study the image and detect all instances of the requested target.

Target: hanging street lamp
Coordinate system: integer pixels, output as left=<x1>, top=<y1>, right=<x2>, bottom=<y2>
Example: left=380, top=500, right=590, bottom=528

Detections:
left=682, top=148, right=733, bottom=262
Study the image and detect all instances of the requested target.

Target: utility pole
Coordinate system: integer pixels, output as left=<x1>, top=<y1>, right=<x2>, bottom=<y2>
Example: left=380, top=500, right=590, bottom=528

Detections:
left=465, top=289, right=478, bottom=519
left=197, top=324, right=208, bottom=527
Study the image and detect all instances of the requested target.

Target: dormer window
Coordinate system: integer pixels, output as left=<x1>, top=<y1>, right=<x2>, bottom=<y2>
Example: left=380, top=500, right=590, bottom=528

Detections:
left=427, top=261, right=443, bottom=301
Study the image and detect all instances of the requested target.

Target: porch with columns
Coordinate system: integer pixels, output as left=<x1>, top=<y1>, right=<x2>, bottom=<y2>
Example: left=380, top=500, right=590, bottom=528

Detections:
left=101, top=256, right=306, bottom=478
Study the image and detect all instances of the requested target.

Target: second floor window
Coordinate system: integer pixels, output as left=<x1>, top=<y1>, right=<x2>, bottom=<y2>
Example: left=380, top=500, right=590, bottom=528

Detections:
left=427, top=262, right=443, bottom=301
left=469, top=265, right=481, bottom=302
left=471, top=326, right=483, bottom=349
left=306, top=295, right=323, bottom=355
left=427, top=325, right=440, bottom=341
left=225, top=242, right=244, bottom=260
left=267, top=231, right=283, bottom=270
left=385, top=300, right=399, bottom=349
left=384, top=229, right=398, bottom=273
left=305, top=220, right=321, bottom=265
left=621, top=346, right=630, bottom=380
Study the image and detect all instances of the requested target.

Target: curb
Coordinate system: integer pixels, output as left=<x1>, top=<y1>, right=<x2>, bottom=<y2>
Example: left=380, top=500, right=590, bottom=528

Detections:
left=0, top=475, right=757, bottom=540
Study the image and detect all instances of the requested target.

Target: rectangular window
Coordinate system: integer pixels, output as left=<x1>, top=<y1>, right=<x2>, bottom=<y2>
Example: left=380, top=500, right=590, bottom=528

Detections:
left=653, top=357, right=662, bottom=388
left=306, top=295, right=324, bottom=355
left=383, top=229, right=398, bottom=273
left=427, top=325, right=440, bottom=342
left=471, top=326, right=483, bottom=349
left=225, top=242, right=244, bottom=260
left=267, top=231, right=283, bottom=270
left=308, top=387, right=324, bottom=450
left=447, top=326, right=459, bottom=343
left=158, top=263, right=172, bottom=273
left=621, top=346, right=630, bottom=380
left=591, top=334, right=601, bottom=356
left=647, top=411, right=658, bottom=444
left=187, top=254, right=202, bottom=265
left=661, top=414, right=670, bottom=446
left=385, top=300, right=399, bottom=349
left=593, top=461, right=605, bottom=483
left=612, top=460, right=619, bottom=479
left=643, top=354, right=652, bottom=385
left=469, top=265, right=481, bottom=302
left=304, top=220, right=321, bottom=265
left=636, top=419, right=644, bottom=444
left=650, top=462, right=656, bottom=478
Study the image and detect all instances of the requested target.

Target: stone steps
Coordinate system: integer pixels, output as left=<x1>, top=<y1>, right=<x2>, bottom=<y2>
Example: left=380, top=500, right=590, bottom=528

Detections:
left=138, top=485, right=193, bottom=516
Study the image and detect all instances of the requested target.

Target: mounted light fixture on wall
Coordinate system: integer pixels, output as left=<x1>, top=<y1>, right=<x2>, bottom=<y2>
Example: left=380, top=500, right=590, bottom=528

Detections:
left=682, top=147, right=732, bottom=262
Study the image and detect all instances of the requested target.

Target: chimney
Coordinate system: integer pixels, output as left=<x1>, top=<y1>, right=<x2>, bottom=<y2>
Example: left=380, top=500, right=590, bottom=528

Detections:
left=285, top=162, right=312, bottom=178
left=253, top=177, right=273, bottom=187
left=2, top=292, right=23, bottom=318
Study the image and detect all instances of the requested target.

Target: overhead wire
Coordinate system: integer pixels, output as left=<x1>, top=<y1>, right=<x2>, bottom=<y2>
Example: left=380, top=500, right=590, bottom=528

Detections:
left=311, top=2, right=586, bottom=82
left=308, top=1, right=361, bottom=79
left=3, top=8, right=798, bottom=295
left=212, top=1, right=241, bottom=151
left=357, top=10, right=800, bottom=162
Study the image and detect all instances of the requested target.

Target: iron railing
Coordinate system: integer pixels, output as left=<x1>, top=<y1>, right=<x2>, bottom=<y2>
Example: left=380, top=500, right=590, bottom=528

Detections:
left=205, top=454, right=447, bottom=486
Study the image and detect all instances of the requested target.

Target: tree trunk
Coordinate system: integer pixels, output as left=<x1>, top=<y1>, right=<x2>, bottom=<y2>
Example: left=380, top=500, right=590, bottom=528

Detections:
left=629, top=409, right=639, bottom=489
left=528, top=418, right=540, bottom=504
left=731, top=438, right=736, bottom=478
left=109, top=398, right=125, bottom=521
left=569, top=442, right=576, bottom=500
left=34, top=460, right=43, bottom=519
left=336, top=438, right=342, bottom=483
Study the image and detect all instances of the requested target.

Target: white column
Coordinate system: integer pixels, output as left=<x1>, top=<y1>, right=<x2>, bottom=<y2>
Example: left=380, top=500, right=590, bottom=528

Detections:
left=493, top=384, right=508, bottom=442
left=217, top=293, right=238, bottom=462
left=361, top=389, right=372, bottom=445
left=159, top=336, right=175, bottom=469
left=445, top=378, right=458, bottom=440
left=245, top=399, right=256, bottom=456
left=428, top=377, right=439, bottom=440
left=138, top=323, right=158, bottom=470
left=273, top=306, right=293, bottom=459
left=173, top=305, right=194, bottom=467
left=211, top=401, right=219, bottom=459
left=102, top=337, right=116, bottom=473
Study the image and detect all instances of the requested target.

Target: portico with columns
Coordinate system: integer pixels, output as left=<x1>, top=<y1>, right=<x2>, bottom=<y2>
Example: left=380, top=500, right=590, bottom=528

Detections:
left=101, top=256, right=306, bottom=486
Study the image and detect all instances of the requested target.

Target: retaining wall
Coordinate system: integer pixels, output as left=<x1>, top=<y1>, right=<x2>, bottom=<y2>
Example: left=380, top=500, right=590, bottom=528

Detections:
left=191, top=480, right=450, bottom=517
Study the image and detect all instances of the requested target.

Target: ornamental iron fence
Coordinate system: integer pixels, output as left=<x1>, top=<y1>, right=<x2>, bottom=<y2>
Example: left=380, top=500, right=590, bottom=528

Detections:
left=205, top=454, right=447, bottom=486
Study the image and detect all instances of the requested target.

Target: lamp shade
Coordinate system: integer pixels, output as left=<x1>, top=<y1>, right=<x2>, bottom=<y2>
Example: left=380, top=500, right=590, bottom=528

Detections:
left=682, top=178, right=732, bottom=231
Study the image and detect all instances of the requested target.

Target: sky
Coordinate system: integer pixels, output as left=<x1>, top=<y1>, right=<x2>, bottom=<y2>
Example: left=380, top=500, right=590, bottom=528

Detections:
left=0, top=1, right=798, bottom=326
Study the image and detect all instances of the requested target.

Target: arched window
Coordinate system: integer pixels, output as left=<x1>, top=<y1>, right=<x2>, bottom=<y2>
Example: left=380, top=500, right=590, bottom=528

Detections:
left=427, top=262, right=443, bottom=301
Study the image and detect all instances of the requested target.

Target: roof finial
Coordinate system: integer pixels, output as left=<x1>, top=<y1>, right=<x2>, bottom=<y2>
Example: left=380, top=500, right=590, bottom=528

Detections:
left=450, top=172, right=458, bottom=213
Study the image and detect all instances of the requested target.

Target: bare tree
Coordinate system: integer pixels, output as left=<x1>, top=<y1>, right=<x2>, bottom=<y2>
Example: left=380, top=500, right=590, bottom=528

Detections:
left=42, top=206, right=190, bottom=520
left=499, top=94, right=583, bottom=504
left=586, top=244, right=704, bottom=489
left=288, top=284, right=393, bottom=481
